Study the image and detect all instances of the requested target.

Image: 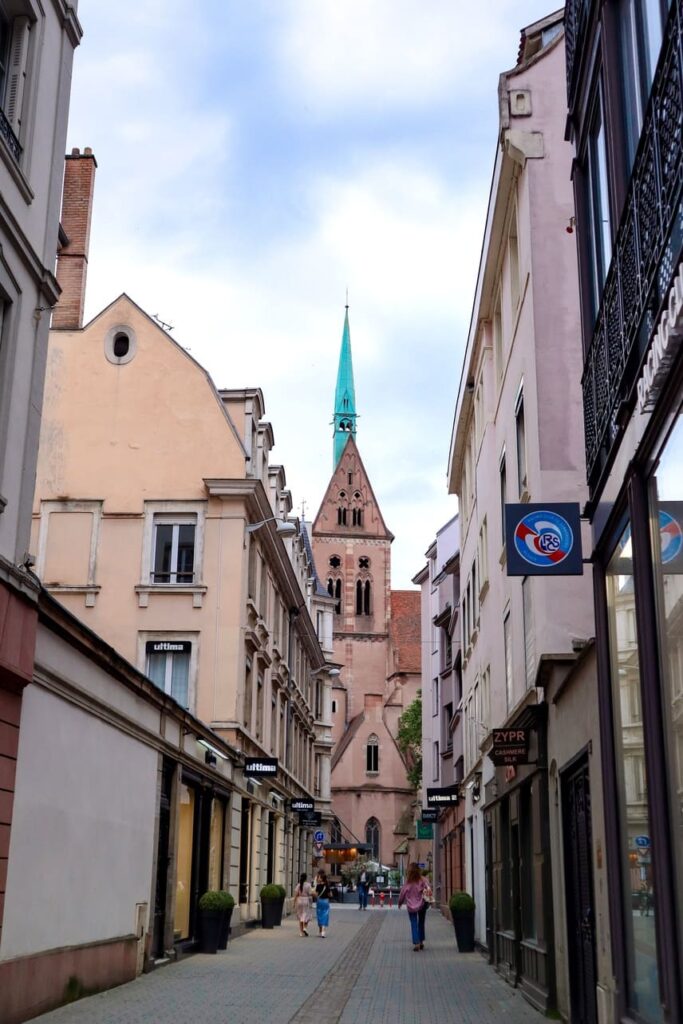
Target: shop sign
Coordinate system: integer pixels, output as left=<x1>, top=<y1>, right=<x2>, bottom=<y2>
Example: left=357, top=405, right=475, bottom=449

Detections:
left=637, top=261, right=683, bottom=413
left=426, top=785, right=459, bottom=806
left=421, top=808, right=438, bottom=823
left=634, top=835, right=651, bottom=850
left=416, top=822, right=433, bottom=840
left=313, top=829, right=325, bottom=843
left=489, top=728, right=530, bottom=766
left=244, top=757, right=278, bottom=776
left=146, top=640, right=191, bottom=654
left=505, top=503, right=583, bottom=576
left=299, top=811, right=322, bottom=827
left=290, top=798, right=314, bottom=812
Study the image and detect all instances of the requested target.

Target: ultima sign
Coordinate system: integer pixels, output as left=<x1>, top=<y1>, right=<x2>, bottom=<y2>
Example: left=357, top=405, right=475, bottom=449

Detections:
left=244, top=758, right=278, bottom=776
left=637, top=261, right=683, bottom=413
left=426, top=785, right=459, bottom=806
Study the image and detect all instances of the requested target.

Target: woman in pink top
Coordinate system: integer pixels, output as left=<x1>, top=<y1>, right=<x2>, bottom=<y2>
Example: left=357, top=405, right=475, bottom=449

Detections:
left=398, top=862, right=430, bottom=950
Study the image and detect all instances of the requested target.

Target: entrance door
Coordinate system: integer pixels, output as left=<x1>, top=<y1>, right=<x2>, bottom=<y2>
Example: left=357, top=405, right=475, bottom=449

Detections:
left=152, top=759, right=174, bottom=958
left=562, top=757, right=598, bottom=1024
left=239, top=800, right=251, bottom=905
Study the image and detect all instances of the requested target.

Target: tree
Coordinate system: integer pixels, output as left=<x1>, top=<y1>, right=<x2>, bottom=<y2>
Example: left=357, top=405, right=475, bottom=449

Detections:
left=397, top=691, right=422, bottom=790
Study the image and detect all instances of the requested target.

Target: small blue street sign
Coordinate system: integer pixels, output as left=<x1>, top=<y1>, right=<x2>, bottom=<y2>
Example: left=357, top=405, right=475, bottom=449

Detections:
left=313, top=829, right=325, bottom=843
left=505, top=503, right=583, bottom=576
left=634, top=835, right=651, bottom=849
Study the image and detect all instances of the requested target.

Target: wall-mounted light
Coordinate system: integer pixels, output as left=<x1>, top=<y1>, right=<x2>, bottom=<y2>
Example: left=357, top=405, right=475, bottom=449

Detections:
left=204, top=749, right=217, bottom=767
left=197, top=738, right=229, bottom=762
left=246, top=517, right=297, bottom=537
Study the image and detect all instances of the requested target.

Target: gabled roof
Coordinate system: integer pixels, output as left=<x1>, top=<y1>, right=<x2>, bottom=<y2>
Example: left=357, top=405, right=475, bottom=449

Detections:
left=331, top=711, right=364, bottom=770
left=312, top=435, right=393, bottom=541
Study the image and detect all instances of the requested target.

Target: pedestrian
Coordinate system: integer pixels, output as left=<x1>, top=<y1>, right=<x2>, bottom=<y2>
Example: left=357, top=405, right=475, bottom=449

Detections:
left=358, top=869, right=368, bottom=910
left=398, top=862, right=429, bottom=951
left=314, top=870, right=332, bottom=937
left=294, top=873, right=312, bottom=937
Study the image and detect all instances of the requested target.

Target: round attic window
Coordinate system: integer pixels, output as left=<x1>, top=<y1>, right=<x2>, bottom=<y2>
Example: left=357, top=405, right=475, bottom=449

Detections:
left=104, top=323, right=137, bottom=365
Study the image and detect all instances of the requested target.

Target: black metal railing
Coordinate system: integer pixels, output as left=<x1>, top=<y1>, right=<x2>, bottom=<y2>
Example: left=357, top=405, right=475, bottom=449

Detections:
left=564, top=0, right=592, bottom=105
left=581, top=0, right=683, bottom=488
left=0, top=107, right=21, bottom=161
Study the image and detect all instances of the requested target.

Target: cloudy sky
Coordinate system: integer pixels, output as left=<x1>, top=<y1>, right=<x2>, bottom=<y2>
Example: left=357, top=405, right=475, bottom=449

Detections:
left=67, top=0, right=561, bottom=588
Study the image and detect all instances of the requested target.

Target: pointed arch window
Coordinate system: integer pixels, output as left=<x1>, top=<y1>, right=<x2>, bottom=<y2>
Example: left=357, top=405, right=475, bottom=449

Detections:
left=337, top=507, right=347, bottom=526
left=327, top=577, right=342, bottom=615
left=356, top=578, right=371, bottom=616
left=366, top=817, right=380, bottom=861
left=366, top=734, right=379, bottom=774
left=352, top=508, right=363, bottom=526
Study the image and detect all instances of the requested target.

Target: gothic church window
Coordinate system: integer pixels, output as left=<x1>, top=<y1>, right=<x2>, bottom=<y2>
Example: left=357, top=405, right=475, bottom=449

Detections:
left=329, top=554, right=341, bottom=569
left=337, top=507, right=347, bottom=526
left=327, top=577, right=342, bottom=614
left=356, top=578, right=371, bottom=616
left=366, top=817, right=380, bottom=860
left=358, top=557, right=370, bottom=569
left=366, top=735, right=379, bottom=774
left=352, top=508, right=363, bottom=526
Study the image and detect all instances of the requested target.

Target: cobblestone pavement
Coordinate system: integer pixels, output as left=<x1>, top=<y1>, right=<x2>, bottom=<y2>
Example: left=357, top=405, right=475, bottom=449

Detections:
left=33, top=907, right=544, bottom=1024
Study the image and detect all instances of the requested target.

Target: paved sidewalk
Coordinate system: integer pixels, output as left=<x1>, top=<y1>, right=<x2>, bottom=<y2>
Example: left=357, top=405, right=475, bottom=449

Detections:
left=32, top=907, right=544, bottom=1024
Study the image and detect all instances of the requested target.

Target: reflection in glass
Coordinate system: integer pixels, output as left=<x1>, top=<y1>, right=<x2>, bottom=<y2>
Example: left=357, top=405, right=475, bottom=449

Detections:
left=650, top=413, right=683, bottom=992
left=208, top=799, right=225, bottom=891
left=606, top=526, right=661, bottom=1022
left=176, top=784, right=195, bottom=940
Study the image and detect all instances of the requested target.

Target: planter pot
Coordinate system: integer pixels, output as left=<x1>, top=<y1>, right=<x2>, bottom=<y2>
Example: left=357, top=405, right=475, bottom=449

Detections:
left=452, top=910, right=475, bottom=953
left=199, top=909, right=223, bottom=954
left=273, top=897, right=285, bottom=926
left=261, top=899, right=280, bottom=929
left=217, top=906, right=234, bottom=950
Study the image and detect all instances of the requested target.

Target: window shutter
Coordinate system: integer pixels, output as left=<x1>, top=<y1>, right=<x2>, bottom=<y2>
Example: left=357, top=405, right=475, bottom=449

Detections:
left=5, top=17, right=29, bottom=131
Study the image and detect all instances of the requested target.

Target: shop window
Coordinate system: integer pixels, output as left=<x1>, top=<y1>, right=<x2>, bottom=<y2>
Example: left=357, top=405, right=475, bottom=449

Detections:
left=208, top=798, right=226, bottom=891
left=606, top=524, right=660, bottom=1020
left=146, top=640, right=191, bottom=708
left=366, top=817, right=380, bottom=861
left=366, top=734, right=379, bottom=774
left=176, top=783, right=196, bottom=939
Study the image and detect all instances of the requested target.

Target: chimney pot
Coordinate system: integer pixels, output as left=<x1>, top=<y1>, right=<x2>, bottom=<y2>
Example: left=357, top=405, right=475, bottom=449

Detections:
left=71, top=147, right=80, bottom=156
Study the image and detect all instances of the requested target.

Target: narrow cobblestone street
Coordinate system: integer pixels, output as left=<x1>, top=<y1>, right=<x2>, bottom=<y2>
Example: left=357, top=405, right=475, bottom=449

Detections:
left=32, top=907, right=544, bottom=1024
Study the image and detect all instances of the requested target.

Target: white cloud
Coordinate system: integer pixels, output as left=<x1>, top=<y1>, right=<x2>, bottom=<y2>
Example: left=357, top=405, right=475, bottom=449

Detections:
left=277, top=0, right=555, bottom=113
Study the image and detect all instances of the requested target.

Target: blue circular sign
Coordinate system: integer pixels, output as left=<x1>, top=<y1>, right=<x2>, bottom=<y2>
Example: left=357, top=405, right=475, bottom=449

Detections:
left=634, top=835, right=651, bottom=849
left=513, top=510, right=575, bottom=568
left=313, top=830, right=325, bottom=843
left=659, top=510, right=683, bottom=564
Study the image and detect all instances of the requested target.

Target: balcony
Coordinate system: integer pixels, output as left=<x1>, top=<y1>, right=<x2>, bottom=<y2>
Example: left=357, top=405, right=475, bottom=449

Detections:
left=580, top=0, right=683, bottom=490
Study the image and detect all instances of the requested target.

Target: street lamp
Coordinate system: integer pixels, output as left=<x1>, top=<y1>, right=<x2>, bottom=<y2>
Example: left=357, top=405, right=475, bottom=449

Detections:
left=246, top=517, right=297, bottom=537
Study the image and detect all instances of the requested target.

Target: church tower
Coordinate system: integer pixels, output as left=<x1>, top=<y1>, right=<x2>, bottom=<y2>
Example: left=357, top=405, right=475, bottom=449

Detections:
left=312, top=309, right=419, bottom=871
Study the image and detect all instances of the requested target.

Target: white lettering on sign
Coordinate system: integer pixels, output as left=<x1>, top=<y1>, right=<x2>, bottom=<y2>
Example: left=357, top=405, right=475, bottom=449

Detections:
left=492, top=729, right=527, bottom=744
left=151, top=642, right=186, bottom=652
left=246, top=761, right=277, bottom=773
left=638, top=262, right=683, bottom=413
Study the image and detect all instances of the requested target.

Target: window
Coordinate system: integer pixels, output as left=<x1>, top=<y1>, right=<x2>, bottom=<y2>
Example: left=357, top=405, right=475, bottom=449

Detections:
left=358, top=556, right=370, bottom=569
left=352, top=508, right=363, bottom=526
left=356, top=578, right=371, bottom=615
left=433, top=741, right=440, bottom=780
left=432, top=676, right=439, bottom=716
left=509, top=204, right=520, bottom=311
left=258, top=555, right=268, bottom=619
left=332, top=699, right=337, bottom=714
left=327, top=577, right=342, bottom=614
left=366, top=734, right=379, bottom=773
left=365, top=817, right=380, bottom=861
left=146, top=640, right=191, bottom=708
left=152, top=519, right=195, bottom=583
left=478, top=517, right=489, bottom=594
left=244, top=657, right=253, bottom=730
left=444, top=703, right=453, bottom=750
left=584, top=85, right=612, bottom=322
left=503, top=610, right=513, bottom=711
left=515, top=386, right=527, bottom=496
left=499, top=451, right=507, bottom=544
left=113, top=332, right=130, bottom=358
left=0, top=13, right=29, bottom=152
left=337, top=507, right=347, bottom=526
left=329, top=554, right=341, bottom=569
left=256, top=671, right=264, bottom=738
left=618, top=0, right=665, bottom=170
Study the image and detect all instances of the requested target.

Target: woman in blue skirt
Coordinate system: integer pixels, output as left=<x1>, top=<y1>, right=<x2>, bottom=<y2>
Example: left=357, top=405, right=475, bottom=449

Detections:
left=314, top=871, right=332, bottom=937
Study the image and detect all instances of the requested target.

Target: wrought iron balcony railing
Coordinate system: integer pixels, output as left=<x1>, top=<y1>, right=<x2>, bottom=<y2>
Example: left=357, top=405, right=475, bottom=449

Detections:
left=581, top=0, right=683, bottom=489
left=564, top=0, right=592, bottom=105
left=0, top=107, right=21, bottom=161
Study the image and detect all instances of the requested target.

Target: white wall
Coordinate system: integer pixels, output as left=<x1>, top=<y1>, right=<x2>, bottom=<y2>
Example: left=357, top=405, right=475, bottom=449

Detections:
left=1, top=685, right=157, bottom=959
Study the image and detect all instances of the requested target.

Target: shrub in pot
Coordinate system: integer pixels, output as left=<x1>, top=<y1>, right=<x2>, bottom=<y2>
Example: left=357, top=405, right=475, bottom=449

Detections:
left=273, top=884, right=287, bottom=926
left=449, top=891, right=476, bottom=953
left=199, top=890, right=234, bottom=954
left=260, top=884, right=282, bottom=929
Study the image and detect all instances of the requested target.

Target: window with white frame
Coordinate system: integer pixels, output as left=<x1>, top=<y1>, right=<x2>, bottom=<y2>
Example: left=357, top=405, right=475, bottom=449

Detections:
left=151, top=518, right=195, bottom=584
left=146, top=640, right=191, bottom=708
left=432, top=677, right=439, bottom=716
left=0, top=10, right=30, bottom=155
left=515, top=384, right=527, bottom=497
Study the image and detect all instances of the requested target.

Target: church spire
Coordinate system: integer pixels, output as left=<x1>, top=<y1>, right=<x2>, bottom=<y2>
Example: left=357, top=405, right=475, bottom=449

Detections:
left=333, top=305, right=357, bottom=468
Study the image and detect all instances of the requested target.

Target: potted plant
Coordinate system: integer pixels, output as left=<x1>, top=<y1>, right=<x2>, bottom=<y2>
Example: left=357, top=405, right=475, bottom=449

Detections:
left=260, top=884, right=282, bottom=929
left=272, top=884, right=287, bottom=926
left=216, top=891, right=235, bottom=950
left=198, top=890, right=234, bottom=954
left=449, top=891, right=476, bottom=953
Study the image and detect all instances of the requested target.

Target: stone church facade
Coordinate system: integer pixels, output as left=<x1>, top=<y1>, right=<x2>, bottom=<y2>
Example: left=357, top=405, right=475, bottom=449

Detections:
left=312, top=310, right=420, bottom=869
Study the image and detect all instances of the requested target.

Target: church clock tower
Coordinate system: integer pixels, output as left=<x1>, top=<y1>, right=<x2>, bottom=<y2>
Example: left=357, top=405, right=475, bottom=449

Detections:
left=312, top=309, right=418, bottom=871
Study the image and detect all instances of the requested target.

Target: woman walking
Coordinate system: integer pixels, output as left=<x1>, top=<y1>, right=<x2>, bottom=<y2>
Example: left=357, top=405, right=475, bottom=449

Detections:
left=398, top=863, right=429, bottom=951
left=294, top=873, right=312, bottom=937
left=314, top=870, right=332, bottom=937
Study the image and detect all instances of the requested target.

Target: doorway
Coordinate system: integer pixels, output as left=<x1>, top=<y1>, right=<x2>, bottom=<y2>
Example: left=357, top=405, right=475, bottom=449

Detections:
left=152, top=758, right=174, bottom=959
left=562, top=756, right=597, bottom=1024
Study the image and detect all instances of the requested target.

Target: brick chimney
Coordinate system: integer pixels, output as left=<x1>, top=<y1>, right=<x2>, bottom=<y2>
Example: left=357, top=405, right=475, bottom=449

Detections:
left=52, top=147, right=97, bottom=330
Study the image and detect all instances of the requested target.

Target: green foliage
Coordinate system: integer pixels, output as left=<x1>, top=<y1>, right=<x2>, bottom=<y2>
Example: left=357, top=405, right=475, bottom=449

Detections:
left=260, top=883, right=282, bottom=901
left=198, top=890, right=235, bottom=911
left=449, top=890, right=475, bottom=914
left=275, top=884, right=287, bottom=898
left=397, top=691, right=422, bottom=790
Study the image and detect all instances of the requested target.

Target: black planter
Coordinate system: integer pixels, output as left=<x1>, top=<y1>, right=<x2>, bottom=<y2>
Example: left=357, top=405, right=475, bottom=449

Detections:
left=273, top=897, right=285, bottom=927
left=199, top=909, right=223, bottom=954
left=452, top=910, right=475, bottom=953
left=217, top=906, right=234, bottom=950
left=261, top=899, right=280, bottom=929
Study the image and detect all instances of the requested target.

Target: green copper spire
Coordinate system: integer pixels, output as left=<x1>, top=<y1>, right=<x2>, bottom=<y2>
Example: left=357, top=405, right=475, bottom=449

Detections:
left=333, top=305, right=357, bottom=467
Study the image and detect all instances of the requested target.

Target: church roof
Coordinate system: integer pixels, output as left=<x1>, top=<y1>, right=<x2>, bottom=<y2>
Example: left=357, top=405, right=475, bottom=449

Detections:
left=312, top=435, right=394, bottom=540
left=333, top=307, right=357, bottom=468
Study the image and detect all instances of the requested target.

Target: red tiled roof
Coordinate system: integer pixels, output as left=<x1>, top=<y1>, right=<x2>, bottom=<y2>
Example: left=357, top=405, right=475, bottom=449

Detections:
left=389, top=590, right=421, bottom=674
